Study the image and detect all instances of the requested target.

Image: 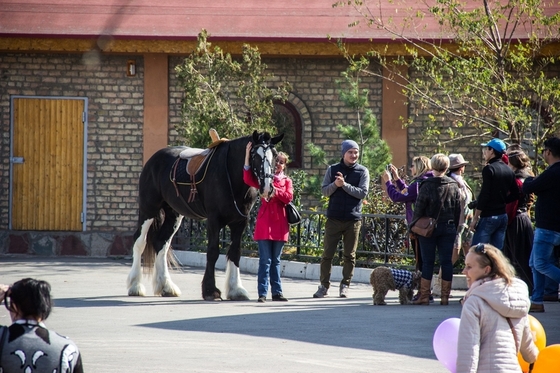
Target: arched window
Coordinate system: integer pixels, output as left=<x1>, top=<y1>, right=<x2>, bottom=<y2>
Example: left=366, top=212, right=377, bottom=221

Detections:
left=273, top=100, right=302, bottom=168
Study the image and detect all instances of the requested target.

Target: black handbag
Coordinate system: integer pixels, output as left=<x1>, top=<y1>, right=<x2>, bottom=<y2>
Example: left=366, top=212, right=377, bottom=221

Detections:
left=285, top=202, right=302, bottom=225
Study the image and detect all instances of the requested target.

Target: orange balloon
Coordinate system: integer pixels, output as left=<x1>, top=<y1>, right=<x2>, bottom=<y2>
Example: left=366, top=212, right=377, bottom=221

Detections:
left=517, top=315, right=547, bottom=372
left=528, top=315, right=547, bottom=350
left=517, top=352, right=530, bottom=373
left=532, top=344, right=560, bottom=373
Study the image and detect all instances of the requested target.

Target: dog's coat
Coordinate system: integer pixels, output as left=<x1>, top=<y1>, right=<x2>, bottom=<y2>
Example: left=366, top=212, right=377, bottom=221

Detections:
left=370, top=266, right=421, bottom=305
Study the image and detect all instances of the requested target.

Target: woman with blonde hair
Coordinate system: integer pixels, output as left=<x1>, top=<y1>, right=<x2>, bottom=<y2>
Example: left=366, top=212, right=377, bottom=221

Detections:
left=457, top=243, right=538, bottom=372
left=410, top=154, right=461, bottom=305
left=382, top=156, right=434, bottom=272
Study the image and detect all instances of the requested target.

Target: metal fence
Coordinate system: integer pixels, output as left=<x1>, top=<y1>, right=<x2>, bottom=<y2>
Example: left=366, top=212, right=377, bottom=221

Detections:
left=172, top=210, right=415, bottom=269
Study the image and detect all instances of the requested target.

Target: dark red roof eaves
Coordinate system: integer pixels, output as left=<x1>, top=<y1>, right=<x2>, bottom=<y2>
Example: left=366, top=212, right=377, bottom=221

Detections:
left=1, top=0, right=558, bottom=43
left=0, top=0, right=446, bottom=41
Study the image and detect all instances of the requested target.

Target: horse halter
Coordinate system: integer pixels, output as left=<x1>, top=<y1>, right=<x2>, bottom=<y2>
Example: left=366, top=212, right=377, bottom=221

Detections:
left=250, top=143, right=275, bottom=197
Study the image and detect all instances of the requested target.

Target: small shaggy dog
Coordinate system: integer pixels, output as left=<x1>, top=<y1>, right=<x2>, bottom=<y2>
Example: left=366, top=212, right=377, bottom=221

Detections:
left=370, top=266, right=422, bottom=305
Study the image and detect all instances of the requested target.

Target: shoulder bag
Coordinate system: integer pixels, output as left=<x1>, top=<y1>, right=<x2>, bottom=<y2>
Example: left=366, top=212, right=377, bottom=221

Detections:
left=410, top=216, right=437, bottom=238
left=411, top=185, right=449, bottom=238
left=285, top=202, right=302, bottom=225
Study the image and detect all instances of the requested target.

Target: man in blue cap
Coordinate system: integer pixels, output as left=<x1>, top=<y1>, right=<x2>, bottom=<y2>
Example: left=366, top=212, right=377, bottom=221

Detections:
left=313, top=139, right=370, bottom=298
left=469, top=138, right=519, bottom=249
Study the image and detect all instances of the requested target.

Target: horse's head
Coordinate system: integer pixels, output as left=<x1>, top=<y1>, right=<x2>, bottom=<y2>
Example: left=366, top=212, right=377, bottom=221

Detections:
left=250, top=130, right=284, bottom=200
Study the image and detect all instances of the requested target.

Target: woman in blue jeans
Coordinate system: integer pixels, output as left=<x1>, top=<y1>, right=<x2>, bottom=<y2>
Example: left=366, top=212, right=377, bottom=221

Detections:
left=243, top=144, right=293, bottom=303
left=410, top=154, right=462, bottom=305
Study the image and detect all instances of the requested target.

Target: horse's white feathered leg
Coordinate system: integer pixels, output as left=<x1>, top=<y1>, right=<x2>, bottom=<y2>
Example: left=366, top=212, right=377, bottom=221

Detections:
left=225, top=260, right=250, bottom=300
left=127, top=218, right=153, bottom=296
left=153, top=247, right=182, bottom=297
left=153, top=215, right=183, bottom=297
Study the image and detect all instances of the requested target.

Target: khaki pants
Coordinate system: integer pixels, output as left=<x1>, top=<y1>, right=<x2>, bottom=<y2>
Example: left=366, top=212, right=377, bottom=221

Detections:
left=319, top=218, right=362, bottom=288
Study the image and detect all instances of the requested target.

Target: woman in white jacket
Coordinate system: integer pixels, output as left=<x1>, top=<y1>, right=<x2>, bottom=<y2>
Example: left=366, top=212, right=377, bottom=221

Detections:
left=457, top=243, right=539, bottom=373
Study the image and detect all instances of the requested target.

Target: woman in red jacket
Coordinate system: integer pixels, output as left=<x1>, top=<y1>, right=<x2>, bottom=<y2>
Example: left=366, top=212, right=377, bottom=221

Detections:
left=244, top=143, right=293, bottom=303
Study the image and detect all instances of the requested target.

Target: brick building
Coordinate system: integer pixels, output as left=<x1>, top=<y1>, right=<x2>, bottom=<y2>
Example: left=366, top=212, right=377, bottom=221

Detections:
left=0, top=1, right=558, bottom=256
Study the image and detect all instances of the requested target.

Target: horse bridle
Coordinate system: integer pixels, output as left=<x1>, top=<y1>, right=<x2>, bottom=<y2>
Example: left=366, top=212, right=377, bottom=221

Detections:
left=225, top=142, right=276, bottom=218
left=251, top=143, right=275, bottom=182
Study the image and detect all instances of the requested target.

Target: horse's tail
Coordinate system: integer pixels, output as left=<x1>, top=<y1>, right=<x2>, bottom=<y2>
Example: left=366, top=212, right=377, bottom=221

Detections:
left=141, top=210, right=180, bottom=273
left=141, top=212, right=161, bottom=274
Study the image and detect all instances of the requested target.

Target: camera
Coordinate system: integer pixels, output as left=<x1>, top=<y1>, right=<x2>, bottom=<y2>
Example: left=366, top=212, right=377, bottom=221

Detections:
left=467, top=200, right=478, bottom=210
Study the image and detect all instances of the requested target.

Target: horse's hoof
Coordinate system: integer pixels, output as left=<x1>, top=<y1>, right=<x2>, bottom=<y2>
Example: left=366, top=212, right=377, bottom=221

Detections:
left=227, top=293, right=250, bottom=301
left=203, top=291, right=222, bottom=301
left=128, top=284, right=146, bottom=297
left=227, top=287, right=251, bottom=301
left=161, top=291, right=180, bottom=297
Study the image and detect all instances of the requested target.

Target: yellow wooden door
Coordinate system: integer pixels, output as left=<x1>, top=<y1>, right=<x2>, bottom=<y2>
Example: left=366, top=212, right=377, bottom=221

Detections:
left=11, top=98, right=85, bottom=231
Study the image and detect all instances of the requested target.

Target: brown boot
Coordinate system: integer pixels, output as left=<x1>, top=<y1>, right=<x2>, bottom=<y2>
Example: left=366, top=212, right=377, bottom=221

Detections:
left=441, top=280, right=452, bottom=305
left=413, top=278, right=432, bottom=305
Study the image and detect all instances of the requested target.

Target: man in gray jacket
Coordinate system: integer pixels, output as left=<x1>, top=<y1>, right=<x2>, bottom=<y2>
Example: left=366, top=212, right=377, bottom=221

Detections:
left=313, top=140, right=369, bottom=298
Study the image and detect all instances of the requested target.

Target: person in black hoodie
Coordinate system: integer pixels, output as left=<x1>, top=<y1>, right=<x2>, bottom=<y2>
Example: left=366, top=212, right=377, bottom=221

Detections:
left=469, top=138, right=519, bottom=250
left=410, top=154, right=462, bottom=305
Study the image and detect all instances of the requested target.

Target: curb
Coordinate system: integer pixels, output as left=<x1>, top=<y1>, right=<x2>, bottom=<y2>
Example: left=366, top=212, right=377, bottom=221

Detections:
left=174, top=251, right=468, bottom=289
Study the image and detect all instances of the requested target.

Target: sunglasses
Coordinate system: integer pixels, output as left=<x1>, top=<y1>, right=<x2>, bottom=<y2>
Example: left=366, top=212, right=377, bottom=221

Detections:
left=474, top=243, right=494, bottom=269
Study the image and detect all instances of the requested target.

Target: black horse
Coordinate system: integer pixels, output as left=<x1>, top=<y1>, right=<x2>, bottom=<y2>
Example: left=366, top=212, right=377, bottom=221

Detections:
left=127, top=131, right=283, bottom=300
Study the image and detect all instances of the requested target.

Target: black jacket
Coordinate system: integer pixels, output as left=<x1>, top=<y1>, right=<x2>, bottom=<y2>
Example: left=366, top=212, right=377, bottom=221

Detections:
left=522, top=161, right=560, bottom=232
left=476, top=157, right=519, bottom=217
left=322, top=161, right=369, bottom=221
left=411, top=175, right=462, bottom=229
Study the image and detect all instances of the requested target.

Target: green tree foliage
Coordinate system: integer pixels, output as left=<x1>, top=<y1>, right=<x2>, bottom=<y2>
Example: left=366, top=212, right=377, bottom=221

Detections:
left=307, top=58, right=392, bottom=199
left=335, top=0, right=560, bottom=164
left=175, top=29, right=291, bottom=147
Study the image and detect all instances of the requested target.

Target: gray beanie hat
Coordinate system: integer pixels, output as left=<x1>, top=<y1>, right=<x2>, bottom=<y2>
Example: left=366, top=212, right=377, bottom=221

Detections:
left=341, top=140, right=359, bottom=157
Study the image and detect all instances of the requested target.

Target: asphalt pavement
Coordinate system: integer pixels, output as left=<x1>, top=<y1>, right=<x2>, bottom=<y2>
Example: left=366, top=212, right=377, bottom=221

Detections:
left=1, top=256, right=559, bottom=373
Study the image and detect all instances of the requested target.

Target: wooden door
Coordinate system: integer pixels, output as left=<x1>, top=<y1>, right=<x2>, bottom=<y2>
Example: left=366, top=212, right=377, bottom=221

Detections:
left=11, top=97, right=86, bottom=231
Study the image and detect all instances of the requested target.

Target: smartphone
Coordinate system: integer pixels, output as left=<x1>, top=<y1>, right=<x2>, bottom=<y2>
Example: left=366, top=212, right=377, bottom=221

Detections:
left=386, top=164, right=392, bottom=171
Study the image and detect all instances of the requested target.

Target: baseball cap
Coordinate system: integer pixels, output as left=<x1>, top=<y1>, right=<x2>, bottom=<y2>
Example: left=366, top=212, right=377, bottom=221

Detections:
left=481, top=138, right=506, bottom=154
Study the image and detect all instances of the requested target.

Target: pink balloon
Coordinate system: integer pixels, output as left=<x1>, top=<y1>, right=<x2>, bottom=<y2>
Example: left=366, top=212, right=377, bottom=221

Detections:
left=433, top=317, right=461, bottom=373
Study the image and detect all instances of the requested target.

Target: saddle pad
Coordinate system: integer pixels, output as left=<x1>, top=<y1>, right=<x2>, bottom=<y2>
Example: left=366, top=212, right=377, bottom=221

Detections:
left=179, top=147, right=209, bottom=159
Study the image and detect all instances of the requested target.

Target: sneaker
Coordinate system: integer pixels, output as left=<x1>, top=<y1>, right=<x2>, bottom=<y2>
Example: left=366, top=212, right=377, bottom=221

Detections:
left=272, top=293, right=288, bottom=302
left=429, top=295, right=434, bottom=304
left=529, top=303, right=545, bottom=313
left=257, top=296, right=266, bottom=303
left=313, top=285, right=328, bottom=298
left=339, top=284, right=349, bottom=298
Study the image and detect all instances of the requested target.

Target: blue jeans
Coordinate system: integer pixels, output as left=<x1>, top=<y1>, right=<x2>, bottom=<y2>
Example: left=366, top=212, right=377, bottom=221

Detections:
left=545, top=247, right=560, bottom=296
left=418, top=222, right=456, bottom=282
left=530, top=228, right=560, bottom=304
left=471, top=214, right=508, bottom=250
left=257, top=240, right=285, bottom=297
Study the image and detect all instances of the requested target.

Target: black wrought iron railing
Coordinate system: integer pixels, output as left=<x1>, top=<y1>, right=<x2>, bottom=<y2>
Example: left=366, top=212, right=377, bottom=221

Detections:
left=172, top=210, right=415, bottom=269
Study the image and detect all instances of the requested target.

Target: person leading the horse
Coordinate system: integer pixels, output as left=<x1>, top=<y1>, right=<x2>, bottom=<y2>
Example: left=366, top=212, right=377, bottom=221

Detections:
left=313, top=139, right=370, bottom=298
left=244, top=142, right=293, bottom=303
